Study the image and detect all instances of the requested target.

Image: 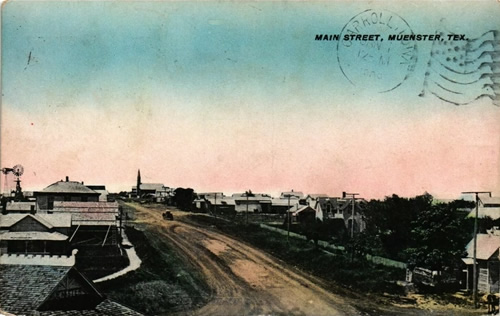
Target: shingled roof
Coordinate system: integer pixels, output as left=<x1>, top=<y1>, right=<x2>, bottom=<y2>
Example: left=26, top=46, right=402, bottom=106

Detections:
left=36, top=299, right=144, bottom=315
left=0, top=265, right=71, bottom=314
left=36, top=181, right=100, bottom=195
left=0, top=264, right=143, bottom=315
left=53, top=201, right=119, bottom=213
left=0, top=214, right=72, bottom=229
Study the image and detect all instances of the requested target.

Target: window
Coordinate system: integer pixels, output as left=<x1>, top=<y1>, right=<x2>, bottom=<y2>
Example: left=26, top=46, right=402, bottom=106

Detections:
left=48, top=197, right=54, bottom=209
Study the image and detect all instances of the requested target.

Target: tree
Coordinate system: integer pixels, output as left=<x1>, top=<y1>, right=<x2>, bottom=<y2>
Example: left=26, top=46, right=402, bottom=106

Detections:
left=173, top=188, right=196, bottom=211
left=362, top=193, right=433, bottom=259
left=405, top=200, right=474, bottom=271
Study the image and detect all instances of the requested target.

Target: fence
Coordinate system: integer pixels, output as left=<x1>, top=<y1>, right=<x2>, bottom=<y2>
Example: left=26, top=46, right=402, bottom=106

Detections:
left=260, top=223, right=407, bottom=269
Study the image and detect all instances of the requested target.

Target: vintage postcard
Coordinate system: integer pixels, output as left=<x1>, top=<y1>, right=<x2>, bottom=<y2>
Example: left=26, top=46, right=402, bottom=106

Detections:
left=1, top=0, right=499, bottom=315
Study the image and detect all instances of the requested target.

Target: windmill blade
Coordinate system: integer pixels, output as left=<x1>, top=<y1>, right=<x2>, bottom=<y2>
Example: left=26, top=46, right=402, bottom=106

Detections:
left=12, top=165, right=24, bottom=177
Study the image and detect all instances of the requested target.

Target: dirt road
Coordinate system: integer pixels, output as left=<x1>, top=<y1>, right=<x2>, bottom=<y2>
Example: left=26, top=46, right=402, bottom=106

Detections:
left=126, top=203, right=482, bottom=316
left=129, top=203, right=362, bottom=316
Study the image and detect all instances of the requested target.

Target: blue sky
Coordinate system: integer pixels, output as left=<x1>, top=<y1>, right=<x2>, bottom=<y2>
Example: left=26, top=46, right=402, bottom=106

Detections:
left=1, top=1, right=499, bottom=198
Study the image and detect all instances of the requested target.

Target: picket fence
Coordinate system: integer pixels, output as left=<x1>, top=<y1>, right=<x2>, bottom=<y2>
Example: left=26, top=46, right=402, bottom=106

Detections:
left=259, top=223, right=407, bottom=269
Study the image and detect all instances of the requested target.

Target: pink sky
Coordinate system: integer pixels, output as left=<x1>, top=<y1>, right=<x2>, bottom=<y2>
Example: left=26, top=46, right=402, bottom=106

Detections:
left=1, top=98, right=499, bottom=200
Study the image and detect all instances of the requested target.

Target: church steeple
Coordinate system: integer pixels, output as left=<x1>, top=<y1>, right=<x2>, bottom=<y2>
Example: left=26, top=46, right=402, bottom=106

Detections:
left=137, top=169, right=141, bottom=197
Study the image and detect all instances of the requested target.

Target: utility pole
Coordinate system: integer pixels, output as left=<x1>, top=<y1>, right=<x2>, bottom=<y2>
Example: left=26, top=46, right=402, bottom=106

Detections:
left=246, top=191, right=249, bottom=225
left=343, top=192, right=360, bottom=238
left=283, top=193, right=293, bottom=245
left=462, top=191, right=491, bottom=309
left=214, top=193, right=217, bottom=220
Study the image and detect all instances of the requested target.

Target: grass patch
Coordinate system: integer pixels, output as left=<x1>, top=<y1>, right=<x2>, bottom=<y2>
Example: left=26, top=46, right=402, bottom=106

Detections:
left=97, top=226, right=210, bottom=315
left=184, top=214, right=405, bottom=294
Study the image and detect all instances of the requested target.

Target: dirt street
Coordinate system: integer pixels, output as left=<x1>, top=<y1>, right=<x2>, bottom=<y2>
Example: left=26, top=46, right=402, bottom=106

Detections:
left=129, top=203, right=362, bottom=316
left=126, top=203, right=482, bottom=316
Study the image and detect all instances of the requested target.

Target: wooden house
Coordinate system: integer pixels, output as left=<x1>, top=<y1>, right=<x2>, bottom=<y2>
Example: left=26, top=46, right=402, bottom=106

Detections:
left=34, top=177, right=100, bottom=211
left=232, top=193, right=272, bottom=213
left=313, top=197, right=367, bottom=233
left=0, top=213, right=72, bottom=255
left=463, top=231, right=500, bottom=293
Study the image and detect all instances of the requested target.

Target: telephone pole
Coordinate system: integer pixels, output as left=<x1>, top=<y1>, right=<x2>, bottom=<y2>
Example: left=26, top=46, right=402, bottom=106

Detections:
left=462, top=191, right=491, bottom=309
left=283, top=193, right=293, bottom=245
left=343, top=192, right=360, bottom=238
left=214, top=193, right=217, bottom=220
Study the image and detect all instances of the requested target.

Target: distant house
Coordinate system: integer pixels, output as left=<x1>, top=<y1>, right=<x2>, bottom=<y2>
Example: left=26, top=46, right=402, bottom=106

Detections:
left=0, top=264, right=143, bottom=315
left=132, top=183, right=172, bottom=202
left=314, top=197, right=345, bottom=220
left=271, top=198, right=295, bottom=214
left=154, top=186, right=174, bottom=203
left=193, top=197, right=208, bottom=212
left=206, top=196, right=236, bottom=214
left=232, top=193, right=272, bottom=213
left=0, top=213, right=72, bottom=255
left=463, top=230, right=500, bottom=293
left=313, top=197, right=366, bottom=233
left=466, top=196, right=500, bottom=221
left=303, top=194, right=328, bottom=207
left=34, top=177, right=100, bottom=211
left=138, top=183, right=165, bottom=196
left=287, top=205, right=317, bottom=223
left=280, top=191, right=304, bottom=200
left=193, top=193, right=221, bottom=212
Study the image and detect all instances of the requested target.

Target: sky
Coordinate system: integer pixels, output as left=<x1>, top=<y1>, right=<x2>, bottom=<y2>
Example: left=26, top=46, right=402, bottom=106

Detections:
left=1, top=0, right=499, bottom=199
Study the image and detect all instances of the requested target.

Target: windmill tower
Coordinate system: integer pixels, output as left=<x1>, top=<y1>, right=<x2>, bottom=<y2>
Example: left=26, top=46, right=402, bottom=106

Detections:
left=1, top=164, right=24, bottom=201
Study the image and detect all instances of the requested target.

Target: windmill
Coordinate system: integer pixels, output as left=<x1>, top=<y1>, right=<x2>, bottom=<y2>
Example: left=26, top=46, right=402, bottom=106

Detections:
left=1, top=164, right=24, bottom=200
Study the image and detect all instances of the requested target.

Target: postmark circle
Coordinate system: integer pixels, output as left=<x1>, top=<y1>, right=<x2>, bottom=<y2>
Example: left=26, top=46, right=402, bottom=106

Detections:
left=337, top=9, right=418, bottom=93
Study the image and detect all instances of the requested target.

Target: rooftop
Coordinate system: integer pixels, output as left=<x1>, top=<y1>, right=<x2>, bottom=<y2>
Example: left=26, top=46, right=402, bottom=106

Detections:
left=467, top=207, right=500, bottom=221
left=206, top=197, right=236, bottom=206
left=0, top=264, right=143, bottom=315
left=53, top=201, right=119, bottom=213
left=139, top=183, right=165, bottom=191
left=36, top=179, right=99, bottom=195
left=465, top=233, right=500, bottom=261
left=290, top=205, right=316, bottom=215
left=0, top=264, right=72, bottom=314
left=0, top=214, right=72, bottom=228
left=305, top=194, right=329, bottom=199
left=71, top=212, right=117, bottom=225
left=280, top=191, right=304, bottom=199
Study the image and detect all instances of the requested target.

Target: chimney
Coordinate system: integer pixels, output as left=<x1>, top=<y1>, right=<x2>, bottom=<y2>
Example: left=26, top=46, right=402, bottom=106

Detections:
left=66, top=176, right=69, bottom=182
